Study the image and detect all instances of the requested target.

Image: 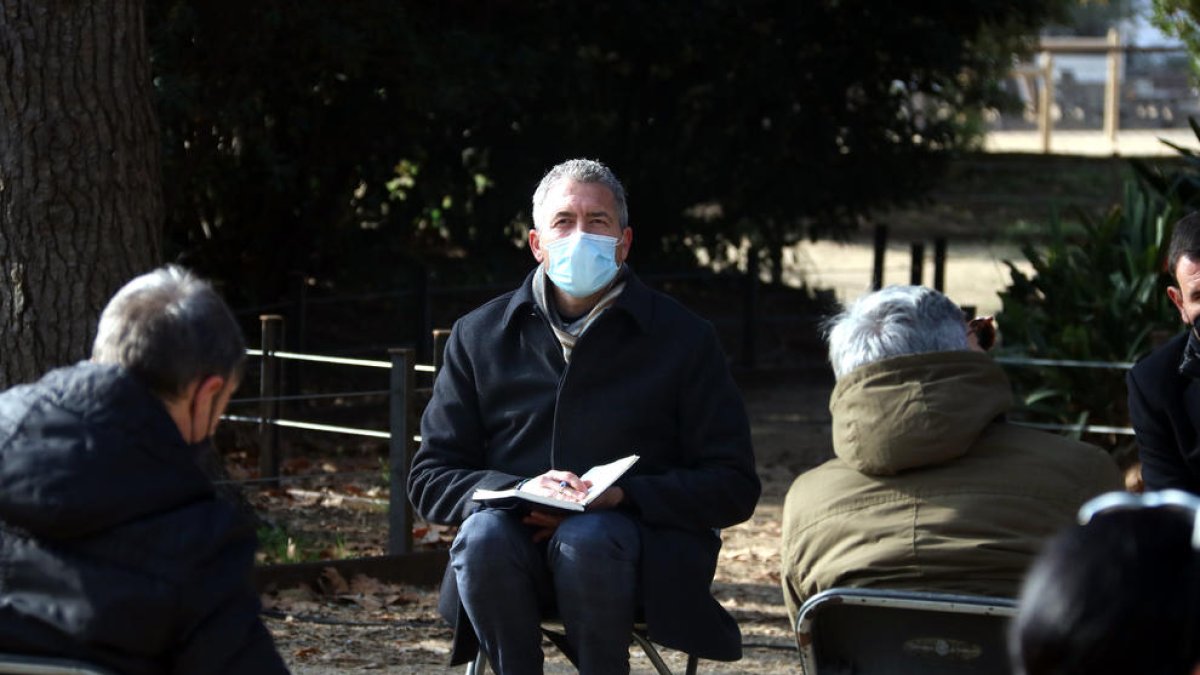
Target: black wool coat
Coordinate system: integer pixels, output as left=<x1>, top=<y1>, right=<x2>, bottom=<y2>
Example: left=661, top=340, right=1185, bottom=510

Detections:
left=408, top=268, right=761, bottom=665
left=0, top=363, right=288, bottom=675
left=1128, top=331, right=1200, bottom=493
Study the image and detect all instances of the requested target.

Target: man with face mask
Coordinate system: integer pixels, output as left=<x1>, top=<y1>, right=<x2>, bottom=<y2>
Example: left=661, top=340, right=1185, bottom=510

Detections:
left=408, top=158, right=760, bottom=674
left=0, top=266, right=288, bottom=674
left=1129, top=212, right=1200, bottom=493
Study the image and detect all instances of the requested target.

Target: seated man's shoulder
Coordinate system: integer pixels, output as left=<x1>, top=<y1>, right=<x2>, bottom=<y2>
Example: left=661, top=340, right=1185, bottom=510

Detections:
left=455, top=291, right=519, bottom=331
left=1131, top=330, right=1188, bottom=379
left=973, top=425, right=1121, bottom=488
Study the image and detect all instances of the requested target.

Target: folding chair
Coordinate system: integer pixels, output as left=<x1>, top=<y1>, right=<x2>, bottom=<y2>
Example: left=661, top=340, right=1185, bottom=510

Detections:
left=466, top=621, right=699, bottom=675
left=0, top=652, right=117, bottom=675
left=794, top=587, right=1018, bottom=675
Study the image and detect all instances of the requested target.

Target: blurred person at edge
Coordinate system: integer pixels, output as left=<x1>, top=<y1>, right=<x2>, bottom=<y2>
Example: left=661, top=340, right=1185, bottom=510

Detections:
left=780, top=285, right=1121, bottom=622
left=1013, top=492, right=1200, bottom=675
left=0, top=266, right=288, bottom=674
left=1129, top=212, right=1200, bottom=493
left=408, top=158, right=760, bottom=674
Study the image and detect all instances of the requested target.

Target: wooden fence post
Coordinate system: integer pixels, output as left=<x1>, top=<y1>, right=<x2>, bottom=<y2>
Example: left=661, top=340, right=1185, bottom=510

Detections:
left=258, top=314, right=283, bottom=488
left=1039, top=52, right=1055, bottom=154
left=1104, top=27, right=1121, bottom=146
left=388, top=348, right=417, bottom=555
left=871, top=224, right=888, bottom=291
left=910, top=242, right=925, bottom=286
left=933, top=238, right=947, bottom=292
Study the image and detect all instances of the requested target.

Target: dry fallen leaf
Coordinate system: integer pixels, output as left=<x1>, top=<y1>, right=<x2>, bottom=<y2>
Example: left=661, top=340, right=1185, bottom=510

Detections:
left=317, top=567, right=350, bottom=595
left=293, top=646, right=321, bottom=660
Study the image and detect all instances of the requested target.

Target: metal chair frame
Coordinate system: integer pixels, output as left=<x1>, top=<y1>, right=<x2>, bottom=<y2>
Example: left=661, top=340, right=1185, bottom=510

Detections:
left=794, top=587, right=1018, bottom=675
left=465, top=621, right=699, bottom=675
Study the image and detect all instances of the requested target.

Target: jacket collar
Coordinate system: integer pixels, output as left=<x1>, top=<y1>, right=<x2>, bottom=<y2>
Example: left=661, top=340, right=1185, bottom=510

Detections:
left=502, top=264, right=652, bottom=334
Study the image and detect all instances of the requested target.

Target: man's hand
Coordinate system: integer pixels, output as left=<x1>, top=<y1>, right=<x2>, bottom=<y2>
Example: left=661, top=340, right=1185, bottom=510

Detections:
left=518, top=469, right=592, bottom=504
left=523, top=509, right=567, bottom=543
left=515, top=471, right=625, bottom=541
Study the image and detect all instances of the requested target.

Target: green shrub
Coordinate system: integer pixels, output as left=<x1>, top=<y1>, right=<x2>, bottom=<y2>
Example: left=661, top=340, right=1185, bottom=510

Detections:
left=996, top=180, right=1180, bottom=456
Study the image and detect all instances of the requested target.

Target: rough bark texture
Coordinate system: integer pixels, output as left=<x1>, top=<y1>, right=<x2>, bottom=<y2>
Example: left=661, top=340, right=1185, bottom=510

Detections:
left=0, top=0, right=162, bottom=389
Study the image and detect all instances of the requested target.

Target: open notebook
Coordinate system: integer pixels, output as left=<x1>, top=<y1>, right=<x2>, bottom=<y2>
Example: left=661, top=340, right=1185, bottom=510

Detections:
left=471, top=454, right=640, bottom=512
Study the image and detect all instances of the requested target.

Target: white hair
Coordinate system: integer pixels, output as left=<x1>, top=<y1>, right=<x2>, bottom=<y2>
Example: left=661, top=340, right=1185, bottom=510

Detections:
left=825, top=285, right=969, bottom=379
left=531, top=158, right=628, bottom=231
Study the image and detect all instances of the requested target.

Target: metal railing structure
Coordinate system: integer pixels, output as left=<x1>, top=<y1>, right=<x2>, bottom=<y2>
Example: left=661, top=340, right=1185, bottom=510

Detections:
left=993, top=354, right=1134, bottom=437
left=1002, top=30, right=1192, bottom=154
left=221, top=316, right=452, bottom=589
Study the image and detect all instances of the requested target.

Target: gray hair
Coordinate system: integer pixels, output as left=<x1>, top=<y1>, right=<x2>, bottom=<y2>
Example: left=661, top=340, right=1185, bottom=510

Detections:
left=92, top=265, right=246, bottom=399
left=825, top=285, right=969, bottom=379
left=531, top=158, right=629, bottom=230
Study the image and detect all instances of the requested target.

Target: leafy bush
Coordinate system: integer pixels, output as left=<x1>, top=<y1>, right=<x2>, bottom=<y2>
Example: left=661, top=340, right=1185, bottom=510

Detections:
left=996, top=177, right=1181, bottom=457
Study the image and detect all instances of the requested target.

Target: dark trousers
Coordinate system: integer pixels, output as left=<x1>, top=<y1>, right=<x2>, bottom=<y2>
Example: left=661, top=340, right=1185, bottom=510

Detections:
left=450, top=509, right=641, bottom=675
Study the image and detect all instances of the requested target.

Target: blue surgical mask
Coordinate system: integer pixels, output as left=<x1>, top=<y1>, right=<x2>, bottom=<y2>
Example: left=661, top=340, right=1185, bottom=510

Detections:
left=544, top=231, right=620, bottom=298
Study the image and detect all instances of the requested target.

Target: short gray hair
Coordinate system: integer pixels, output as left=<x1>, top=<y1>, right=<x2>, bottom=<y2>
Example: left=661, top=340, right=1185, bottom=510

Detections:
left=92, top=265, right=246, bottom=399
left=825, top=285, right=968, bottom=379
left=531, top=158, right=628, bottom=230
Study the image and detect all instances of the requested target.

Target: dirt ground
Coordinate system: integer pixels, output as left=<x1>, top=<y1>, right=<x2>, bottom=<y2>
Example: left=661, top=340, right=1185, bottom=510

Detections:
left=260, top=365, right=837, bottom=674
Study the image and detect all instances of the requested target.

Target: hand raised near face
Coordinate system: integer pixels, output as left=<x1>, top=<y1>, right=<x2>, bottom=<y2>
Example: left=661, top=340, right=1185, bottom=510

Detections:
left=968, top=316, right=997, bottom=352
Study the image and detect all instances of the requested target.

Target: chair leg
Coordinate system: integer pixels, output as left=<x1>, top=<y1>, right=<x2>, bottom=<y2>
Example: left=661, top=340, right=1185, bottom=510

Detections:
left=685, top=653, right=698, bottom=675
left=465, top=650, right=488, bottom=675
left=631, top=631, right=683, bottom=675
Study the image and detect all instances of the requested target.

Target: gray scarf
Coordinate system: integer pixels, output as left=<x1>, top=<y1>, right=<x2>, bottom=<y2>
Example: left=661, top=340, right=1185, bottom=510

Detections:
left=531, top=265, right=626, bottom=362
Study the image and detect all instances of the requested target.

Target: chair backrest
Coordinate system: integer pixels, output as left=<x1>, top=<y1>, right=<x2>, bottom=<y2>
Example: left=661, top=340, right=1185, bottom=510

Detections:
left=794, top=587, right=1018, bottom=675
left=0, top=652, right=117, bottom=675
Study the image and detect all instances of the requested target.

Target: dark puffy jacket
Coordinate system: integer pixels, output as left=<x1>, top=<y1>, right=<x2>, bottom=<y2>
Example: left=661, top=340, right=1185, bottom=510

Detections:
left=0, top=362, right=288, bottom=675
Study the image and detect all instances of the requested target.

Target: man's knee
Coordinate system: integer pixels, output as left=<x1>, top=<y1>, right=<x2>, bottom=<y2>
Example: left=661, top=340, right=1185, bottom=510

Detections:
left=451, top=510, right=531, bottom=569
left=550, top=512, right=639, bottom=562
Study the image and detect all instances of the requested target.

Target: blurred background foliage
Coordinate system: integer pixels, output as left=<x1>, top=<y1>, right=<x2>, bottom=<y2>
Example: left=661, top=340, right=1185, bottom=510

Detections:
left=147, top=0, right=1073, bottom=308
left=996, top=120, right=1200, bottom=461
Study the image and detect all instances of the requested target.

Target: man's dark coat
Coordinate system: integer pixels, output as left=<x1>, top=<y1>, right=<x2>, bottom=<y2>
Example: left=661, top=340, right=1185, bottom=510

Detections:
left=0, top=363, right=288, bottom=675
left=1128, top=331, right=1200, bottom=493
left=408, top=268, right=761, bottom=665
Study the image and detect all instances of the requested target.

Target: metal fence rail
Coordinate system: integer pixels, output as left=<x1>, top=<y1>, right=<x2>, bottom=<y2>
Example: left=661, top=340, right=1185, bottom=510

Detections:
left=995, top=353, right=1134, bottom=437
left=220, top=315, right=450, bottom=561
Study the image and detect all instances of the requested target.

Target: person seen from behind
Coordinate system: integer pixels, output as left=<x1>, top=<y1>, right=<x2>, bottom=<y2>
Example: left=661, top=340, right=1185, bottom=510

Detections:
left=1013, top=490, right=1200, bottom=675
left=0, top=266, right=288, bottom=674
left=780, top=285, right=1121, bottom=623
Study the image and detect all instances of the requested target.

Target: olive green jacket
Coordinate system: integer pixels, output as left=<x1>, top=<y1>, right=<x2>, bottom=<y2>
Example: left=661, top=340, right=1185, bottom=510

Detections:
left=781, top=351, right=1121, bottom=623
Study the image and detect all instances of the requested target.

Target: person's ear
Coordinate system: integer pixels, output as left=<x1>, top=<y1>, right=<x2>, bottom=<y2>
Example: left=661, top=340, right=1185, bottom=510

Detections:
left=1168, top=286, right=1189, bottom=324
left=529, top=227, right=546, bottom=263
left=616, top=226, right=632, bottom=265
left=188, top=374, right=226, bottom=443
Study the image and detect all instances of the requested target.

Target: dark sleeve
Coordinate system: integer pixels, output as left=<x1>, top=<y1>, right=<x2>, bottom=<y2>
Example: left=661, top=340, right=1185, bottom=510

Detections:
left=171, top=512, right=289, bottom=675
left=1128, top=366, right=1196, bottom=492
left=620, top=324, right=761, bottom=531
left=407, top=322, right=523, bottom=525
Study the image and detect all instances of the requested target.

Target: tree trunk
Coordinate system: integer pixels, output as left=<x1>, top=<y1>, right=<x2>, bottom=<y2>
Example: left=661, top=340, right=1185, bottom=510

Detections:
left=0, top=0, right=161, bottom=389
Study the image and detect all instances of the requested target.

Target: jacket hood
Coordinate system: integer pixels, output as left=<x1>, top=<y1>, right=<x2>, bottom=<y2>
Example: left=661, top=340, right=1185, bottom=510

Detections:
left=829, top=351, right=1013, bottom=475
left=0, top=362, right=214, bottom=537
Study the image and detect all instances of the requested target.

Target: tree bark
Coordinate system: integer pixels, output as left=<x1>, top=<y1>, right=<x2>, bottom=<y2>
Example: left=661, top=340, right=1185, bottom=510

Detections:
left=0, top=0, right=161, bottom=389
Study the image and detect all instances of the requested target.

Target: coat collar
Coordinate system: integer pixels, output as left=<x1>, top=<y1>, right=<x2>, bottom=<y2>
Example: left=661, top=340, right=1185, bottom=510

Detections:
left=501, top=265, right=652, bottom=334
